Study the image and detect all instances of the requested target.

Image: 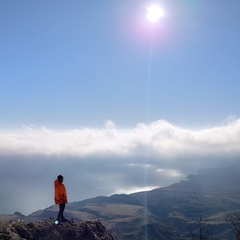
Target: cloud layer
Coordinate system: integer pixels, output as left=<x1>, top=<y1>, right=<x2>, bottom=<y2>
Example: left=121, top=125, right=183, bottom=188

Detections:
left=1, top=119, right=240, bottom=158
left=0, top=119, right=240, bottom=214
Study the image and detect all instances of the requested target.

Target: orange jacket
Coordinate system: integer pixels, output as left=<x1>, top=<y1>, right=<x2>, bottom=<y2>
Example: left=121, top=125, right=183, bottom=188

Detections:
left=54, top=179, right=68, bottom=204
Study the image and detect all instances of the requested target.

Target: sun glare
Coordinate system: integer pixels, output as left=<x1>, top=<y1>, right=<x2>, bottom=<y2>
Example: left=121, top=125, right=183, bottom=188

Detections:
left=147, top=4, right=164, bottom=23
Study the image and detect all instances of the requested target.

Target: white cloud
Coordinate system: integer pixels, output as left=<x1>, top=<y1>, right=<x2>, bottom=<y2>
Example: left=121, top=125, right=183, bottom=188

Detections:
left=105, top=119, right=117, bottom=129
left=0, top=119, right=240, bottom=159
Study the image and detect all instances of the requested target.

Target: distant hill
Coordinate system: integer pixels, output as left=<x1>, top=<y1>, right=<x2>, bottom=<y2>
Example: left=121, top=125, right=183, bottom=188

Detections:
left=132, top=165, right=240, bottom=221
left=129, top=164, right=240, bottom=239
left=2, top=164, right=240, bottom=239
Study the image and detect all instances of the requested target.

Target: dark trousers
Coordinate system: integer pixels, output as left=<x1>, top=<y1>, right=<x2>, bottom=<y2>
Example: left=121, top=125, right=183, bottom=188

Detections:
left=57, top=203, right=65, bottom=221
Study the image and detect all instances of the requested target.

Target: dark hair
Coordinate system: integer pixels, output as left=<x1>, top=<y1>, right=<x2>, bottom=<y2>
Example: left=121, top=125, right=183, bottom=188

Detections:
left=57, top=175, right=63, bottom=181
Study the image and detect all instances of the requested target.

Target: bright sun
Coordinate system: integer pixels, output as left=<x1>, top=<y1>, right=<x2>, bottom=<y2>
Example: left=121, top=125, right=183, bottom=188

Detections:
left=147, top=4, right=164, bottom=23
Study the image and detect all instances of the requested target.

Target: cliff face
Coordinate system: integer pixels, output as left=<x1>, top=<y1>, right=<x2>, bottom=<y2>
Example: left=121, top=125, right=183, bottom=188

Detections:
left=0, top=220, right=115, bottom=240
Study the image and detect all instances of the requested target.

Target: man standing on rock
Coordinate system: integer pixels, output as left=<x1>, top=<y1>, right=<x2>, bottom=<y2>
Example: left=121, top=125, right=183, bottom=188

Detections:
left=54, top=175, right=68, bottom=223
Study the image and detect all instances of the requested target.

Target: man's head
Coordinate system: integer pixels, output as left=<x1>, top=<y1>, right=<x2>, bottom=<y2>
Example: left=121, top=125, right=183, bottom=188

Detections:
left=57, top=175, right=64, bottom=183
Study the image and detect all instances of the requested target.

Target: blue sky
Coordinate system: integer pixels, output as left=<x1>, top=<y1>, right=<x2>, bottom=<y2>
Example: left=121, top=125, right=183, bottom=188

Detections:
left=0, top=0, right=240, bottom=214
left=1, top=0, right=239, bottom=128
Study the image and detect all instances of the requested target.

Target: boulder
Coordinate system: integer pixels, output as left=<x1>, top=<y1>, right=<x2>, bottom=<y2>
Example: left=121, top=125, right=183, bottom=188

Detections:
left=0, top=220, right=115, bottom=240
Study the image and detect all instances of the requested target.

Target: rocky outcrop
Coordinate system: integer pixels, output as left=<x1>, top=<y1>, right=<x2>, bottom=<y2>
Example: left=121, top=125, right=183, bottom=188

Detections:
left=0, top=220, right=115, bottom=240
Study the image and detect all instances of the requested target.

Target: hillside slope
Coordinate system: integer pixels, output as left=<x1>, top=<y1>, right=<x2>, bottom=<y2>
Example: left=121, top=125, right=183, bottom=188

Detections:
left=2, top=164, right=240, bottom=239
left=131, top=165, right=240, bottom=222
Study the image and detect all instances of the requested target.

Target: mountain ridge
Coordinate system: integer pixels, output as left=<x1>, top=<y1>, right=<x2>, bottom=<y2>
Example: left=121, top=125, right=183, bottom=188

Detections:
left=1, top=164, right=240, bottom=239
